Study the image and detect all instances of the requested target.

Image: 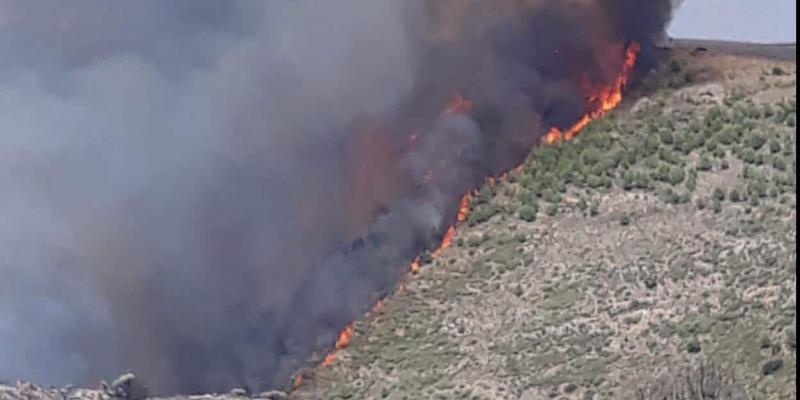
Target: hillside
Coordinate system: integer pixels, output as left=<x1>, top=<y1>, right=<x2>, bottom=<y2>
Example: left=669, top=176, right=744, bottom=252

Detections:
left=292, top=45, right=797, bottom=399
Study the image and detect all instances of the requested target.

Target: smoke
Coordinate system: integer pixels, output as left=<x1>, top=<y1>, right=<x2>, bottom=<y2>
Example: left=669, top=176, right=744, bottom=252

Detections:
left=0, top=0, right=675, bottom=394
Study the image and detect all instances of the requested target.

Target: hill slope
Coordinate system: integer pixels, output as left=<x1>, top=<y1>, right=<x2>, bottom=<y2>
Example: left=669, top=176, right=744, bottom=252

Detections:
left=294, top=45, right=797, bottom=400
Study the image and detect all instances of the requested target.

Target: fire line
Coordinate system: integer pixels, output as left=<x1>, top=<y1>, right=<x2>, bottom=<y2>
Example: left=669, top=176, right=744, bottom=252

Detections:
left=292, top=42, right=640, bottom=392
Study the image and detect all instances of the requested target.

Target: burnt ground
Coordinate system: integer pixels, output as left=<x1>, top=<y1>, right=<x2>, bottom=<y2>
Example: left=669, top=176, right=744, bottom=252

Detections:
left=1, top=44, right=796, bottom=400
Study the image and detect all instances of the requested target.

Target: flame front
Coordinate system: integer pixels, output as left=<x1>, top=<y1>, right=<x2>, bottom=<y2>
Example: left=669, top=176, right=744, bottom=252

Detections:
left=545, top=42, right=640, bottom=144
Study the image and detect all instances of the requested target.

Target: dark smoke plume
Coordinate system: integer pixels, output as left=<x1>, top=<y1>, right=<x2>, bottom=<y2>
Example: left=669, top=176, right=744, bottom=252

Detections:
left=0, top=0, right=675, bottom=394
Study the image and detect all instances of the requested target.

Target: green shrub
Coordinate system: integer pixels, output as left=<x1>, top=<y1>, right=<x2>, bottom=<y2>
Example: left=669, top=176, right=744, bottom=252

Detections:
left=518, top=205, right=538, bottom=222
left=742, top=148, right=757, bottom=164
left=467, top=235, right=483, bottom=248
left=668, top=166, right=686, bottom=185
left=586, top=175, right=604, bottom=188
left=622, top=170, right=635, bottom=191
left=619, top=214, right=631, bottom=226
left=729, top=189, right=742, bottom=202
left=697, top=156, right=713, bottom=171
left=685, top=172, right=697, bottom=192
left=769, top=140, right=782, bottom=154
left=644, top=134, right=661, bottom=154
left=773, top=157, right=787, bottom=171
left=661, top=188, right=680, bottom=205
left=545, top=204, right=558, bottom=217
left=711, top=199, right=722, bottom=213
left=747, top=179, right=768, bottom=198
left=660, top=130, right=674, bottom=145
left=748, top=133, right=767, bottom=150
left=717, top=127, right=735, bottom=145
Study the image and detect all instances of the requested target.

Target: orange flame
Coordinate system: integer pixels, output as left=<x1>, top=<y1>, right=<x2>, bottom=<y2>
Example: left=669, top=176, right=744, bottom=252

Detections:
left=320, top=324, right=354, bottom=367
left=545, top=42, right=639, bottom=144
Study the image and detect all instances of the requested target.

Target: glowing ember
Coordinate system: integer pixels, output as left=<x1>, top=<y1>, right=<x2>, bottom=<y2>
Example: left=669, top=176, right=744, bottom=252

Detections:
left=545, top=42, right=640, bottom=144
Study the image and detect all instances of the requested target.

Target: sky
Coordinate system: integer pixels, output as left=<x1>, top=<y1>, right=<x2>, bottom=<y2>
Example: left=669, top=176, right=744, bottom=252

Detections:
left=669, top=0, right=797, bottom=43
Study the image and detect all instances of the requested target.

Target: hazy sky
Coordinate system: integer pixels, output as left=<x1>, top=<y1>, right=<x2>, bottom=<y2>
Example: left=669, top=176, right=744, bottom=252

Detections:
left=669, top=0, right=796, bottom=43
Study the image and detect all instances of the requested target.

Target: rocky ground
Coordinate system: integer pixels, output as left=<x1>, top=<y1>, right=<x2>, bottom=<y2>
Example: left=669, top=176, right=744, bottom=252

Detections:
left=291, top=44, right=797, bottom=399
left=2, top=43, right=796, bottom=400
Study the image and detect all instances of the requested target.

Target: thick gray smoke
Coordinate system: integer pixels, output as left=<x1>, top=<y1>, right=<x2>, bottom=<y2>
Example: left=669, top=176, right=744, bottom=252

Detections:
left=0, top=0, right=674, bottom=394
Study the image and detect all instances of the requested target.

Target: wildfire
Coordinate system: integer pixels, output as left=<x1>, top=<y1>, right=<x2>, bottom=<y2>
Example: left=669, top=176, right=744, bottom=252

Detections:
left=545, top=42, right=640, bottom=144
left=294, top=42, right=638, bottom=393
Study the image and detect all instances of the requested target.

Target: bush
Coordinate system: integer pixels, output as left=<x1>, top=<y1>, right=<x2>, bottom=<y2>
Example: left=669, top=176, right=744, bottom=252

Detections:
left=773, top=157, right=787, bottom=171
left=619, top=213, right=631, bottom=226
left=668, top=166, right=686, bottom=185
left=729, top=189, right=742, bottom=202
left=741, top=148, right=757, bottom=164
left=748, top=133, right=767, bottom=150
left=545, top=204, right=558, bottom=216
left=747, top=179, right=768, bottom=198
left=717, top=127, right=735, bottom=145
left=518, top=205, right=538, bottom=222
left=712, top=199, right=722, bottom=213
left=662, top=188, right=680, bottom=205
left=644, top=134, right=661, bottom=154
left=467, top=235, right=483, bottom=248
left=769, top=140, right=782, bottom=154
left=660, top=130, right=674, bottom=145
left=685, top=172, right=697, bottom=192
left=697, top=156, right=713, bottom=171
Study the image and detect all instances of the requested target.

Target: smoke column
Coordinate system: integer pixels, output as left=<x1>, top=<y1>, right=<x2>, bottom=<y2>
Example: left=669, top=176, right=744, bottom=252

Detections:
left=0, top=0, right=674, bottom=394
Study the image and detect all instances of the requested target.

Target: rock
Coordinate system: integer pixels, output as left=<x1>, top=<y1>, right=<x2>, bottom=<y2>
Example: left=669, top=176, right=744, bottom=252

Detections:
left=761, top=359, right=784, bottom=376
left=256, top=390, right=289, bottom=400
left=229, top=388, right=248, bottom=397
left=105, top=373, right=148, bottom=400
